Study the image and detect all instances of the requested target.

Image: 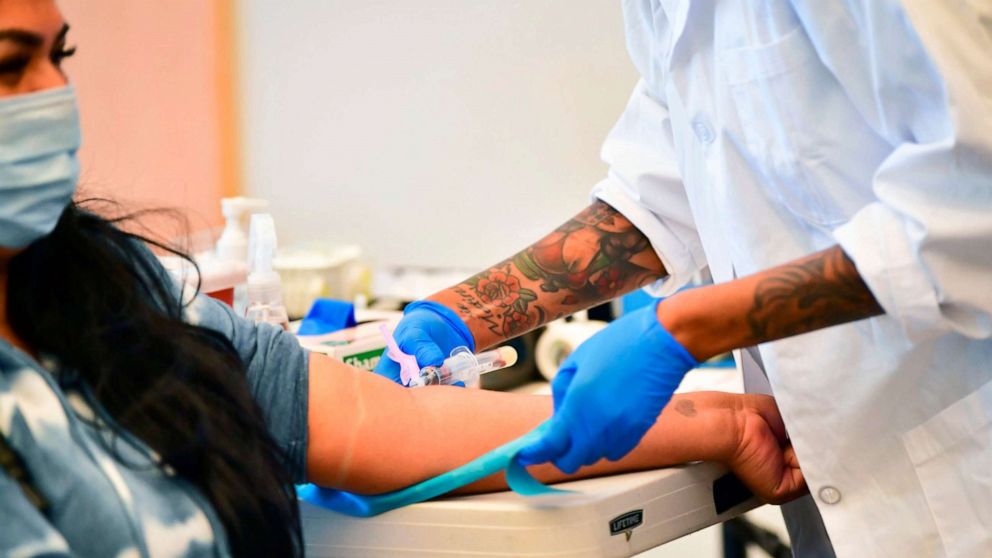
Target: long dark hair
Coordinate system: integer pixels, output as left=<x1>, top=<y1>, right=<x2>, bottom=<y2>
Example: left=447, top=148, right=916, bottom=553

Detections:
left=7, top=201, right=301, bottom=557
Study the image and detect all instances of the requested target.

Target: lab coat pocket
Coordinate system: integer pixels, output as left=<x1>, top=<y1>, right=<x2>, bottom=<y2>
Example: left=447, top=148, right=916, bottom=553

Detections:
left=901, top=379, right=992, bottom=557
left=720, top=26, right=845, bottom=227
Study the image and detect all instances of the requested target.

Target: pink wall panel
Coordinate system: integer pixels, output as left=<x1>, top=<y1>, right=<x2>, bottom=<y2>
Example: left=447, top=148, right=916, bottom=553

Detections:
left=59, top=0, right=234, bottom=232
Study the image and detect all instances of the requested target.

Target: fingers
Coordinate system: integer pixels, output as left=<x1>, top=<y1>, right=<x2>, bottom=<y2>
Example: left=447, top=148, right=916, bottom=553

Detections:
left=781, top=445, right=807, bottom=495
left=559, top=425, right=641, bottom=472
left=516, top=418, right=572, bottom=468
left=523, top=361, right=594, bottom=473
left=398, top=326, right=446, bottom=367
left=372, top=354, right=402, bottom=382
left=747, top=394, right=789, bottom=444
left=550, top=364, right=577, bottom=412
left=553, top=437, right=593, bottom=475
left=759, top=444, right=808, bottom=505
left=726, top=412, right=805, bottom=505
left=784, top=444, right=801, bottom=467
left=604, top=435, right=640, bottom=462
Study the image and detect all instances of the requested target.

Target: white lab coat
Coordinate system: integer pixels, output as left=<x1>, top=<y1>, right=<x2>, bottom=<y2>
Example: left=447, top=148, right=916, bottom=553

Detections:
left=592, top=1, right=992, bottom=556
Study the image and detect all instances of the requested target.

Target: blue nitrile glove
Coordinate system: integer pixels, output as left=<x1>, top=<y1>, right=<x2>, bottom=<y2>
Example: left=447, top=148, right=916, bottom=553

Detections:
left=373, top=300, right=476, bottom=383
left=516, top=300, right=698, bottom=473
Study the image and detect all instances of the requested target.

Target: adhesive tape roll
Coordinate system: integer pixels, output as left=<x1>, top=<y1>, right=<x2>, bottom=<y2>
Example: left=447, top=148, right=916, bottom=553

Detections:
left=535, top=320, right=608, bottom=381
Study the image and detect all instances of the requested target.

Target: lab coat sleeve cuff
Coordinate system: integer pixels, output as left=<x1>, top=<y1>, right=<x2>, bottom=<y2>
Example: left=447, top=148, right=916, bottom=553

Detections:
left=833, top=202, right=945, bottom=342
left=592, top=178, right=703, bottom=297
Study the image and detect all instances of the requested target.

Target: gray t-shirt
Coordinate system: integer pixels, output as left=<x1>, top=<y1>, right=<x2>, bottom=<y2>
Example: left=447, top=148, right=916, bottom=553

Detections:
left=0, top=290, right=309, bottom=557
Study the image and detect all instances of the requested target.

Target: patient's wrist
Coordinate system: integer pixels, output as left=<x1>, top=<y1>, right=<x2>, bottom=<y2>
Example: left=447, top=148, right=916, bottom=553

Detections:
left=662, top=393, right=738, bottom=464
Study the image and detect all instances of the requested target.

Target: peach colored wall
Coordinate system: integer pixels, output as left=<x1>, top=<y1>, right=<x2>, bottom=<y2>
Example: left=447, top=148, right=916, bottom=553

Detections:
left=59, top=0, right=234, bottom=232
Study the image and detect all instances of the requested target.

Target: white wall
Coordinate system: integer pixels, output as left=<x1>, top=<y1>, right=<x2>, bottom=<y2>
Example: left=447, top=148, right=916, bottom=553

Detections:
left=238, top=0, right=638, bottom=269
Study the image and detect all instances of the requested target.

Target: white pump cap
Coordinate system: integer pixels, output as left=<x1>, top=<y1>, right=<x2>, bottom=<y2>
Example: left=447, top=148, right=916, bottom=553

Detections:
left=246, top=213, right=284, bottom=305
left=216, top=197, right=269, bottom=262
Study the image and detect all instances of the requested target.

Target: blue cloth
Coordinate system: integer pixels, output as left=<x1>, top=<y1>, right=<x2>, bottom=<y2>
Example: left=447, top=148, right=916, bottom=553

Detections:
left=297, top=298, right=357, bottom=335
left=517, top=300, right=697, bottom=473
left=297, top=421, right=567, bottom=517
left=373, top=300, right=475, bottom=383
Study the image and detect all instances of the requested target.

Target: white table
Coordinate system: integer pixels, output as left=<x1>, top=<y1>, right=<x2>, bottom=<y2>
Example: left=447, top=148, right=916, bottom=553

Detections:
left=302, top=460, right=759, bottom=558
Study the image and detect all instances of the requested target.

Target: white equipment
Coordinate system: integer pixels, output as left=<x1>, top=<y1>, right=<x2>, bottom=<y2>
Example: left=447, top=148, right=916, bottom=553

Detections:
left=302, top=461, right=759, bottom=557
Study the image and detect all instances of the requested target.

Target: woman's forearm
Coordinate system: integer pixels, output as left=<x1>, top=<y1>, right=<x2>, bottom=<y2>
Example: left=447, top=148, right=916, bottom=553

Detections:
left=306, top=353, right=737, bottom=494
left=454, top=391, right=740, bottom=494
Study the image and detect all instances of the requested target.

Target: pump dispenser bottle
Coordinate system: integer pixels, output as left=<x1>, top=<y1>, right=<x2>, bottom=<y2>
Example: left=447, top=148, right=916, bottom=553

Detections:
left=244, top=213, right=290, bottom=330
left=216, top=197, right=269, bottom=262
left=216, top=197, right=269, bottom=314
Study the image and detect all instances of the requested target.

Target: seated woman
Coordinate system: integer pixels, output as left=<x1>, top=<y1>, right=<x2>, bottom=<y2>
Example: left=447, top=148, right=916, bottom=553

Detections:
left=0, top=2, right=805, bottom=557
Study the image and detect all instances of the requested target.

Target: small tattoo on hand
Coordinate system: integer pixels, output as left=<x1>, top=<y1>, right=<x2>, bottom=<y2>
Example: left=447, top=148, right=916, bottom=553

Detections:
left=674, top=399, right=697, bottom=417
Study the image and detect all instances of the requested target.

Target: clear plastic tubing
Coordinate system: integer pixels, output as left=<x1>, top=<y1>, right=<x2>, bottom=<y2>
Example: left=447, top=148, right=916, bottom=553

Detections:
left=410, top=346, right=518, bottom=388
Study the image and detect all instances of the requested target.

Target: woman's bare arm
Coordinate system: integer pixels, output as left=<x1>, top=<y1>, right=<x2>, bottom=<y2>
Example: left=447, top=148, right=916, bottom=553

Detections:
left=307, top=353, right=804, bottom=503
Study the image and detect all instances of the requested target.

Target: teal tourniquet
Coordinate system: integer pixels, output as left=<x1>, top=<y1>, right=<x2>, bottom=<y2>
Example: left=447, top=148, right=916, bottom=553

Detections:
left=297, top=421, right=570, bottom=517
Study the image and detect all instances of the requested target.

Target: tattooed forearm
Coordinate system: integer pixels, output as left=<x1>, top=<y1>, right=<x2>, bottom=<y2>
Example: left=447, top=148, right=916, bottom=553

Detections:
left=658, top=245, right=886, bottom=361
left=451, top=285, right=508, bottom=343
left=745, top=246, right=883, bottom=343
left=430, top=201, right=666, bottom=349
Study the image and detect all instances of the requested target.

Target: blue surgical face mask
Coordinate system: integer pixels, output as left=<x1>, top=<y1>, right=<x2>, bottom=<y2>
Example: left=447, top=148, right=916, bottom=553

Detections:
left=0, top=84, right=81, bottom=248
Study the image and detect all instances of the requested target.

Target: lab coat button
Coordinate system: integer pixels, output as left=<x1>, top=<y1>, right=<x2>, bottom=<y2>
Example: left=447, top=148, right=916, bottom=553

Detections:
left=818, top=486, right=842, bottom=505
left=692, top=117, right=714, bottom=144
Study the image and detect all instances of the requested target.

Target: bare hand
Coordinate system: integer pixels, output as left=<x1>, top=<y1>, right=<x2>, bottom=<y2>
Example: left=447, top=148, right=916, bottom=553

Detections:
left=724, top=395, right=807, bottom=504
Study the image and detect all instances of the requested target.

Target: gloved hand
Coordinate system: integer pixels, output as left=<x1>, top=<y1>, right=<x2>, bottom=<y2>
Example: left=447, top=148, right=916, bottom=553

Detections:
left=373, top=300, right=476, bottom=383
left=516, top=299, right=698, bottom=473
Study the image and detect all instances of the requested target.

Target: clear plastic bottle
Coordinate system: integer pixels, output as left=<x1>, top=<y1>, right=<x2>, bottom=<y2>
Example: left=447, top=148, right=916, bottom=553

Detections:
left=244, top=284, right=290, bottom=330
left=216, top=197, right=269, bottom=315
left=244, top=214, right=289, bottom=330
